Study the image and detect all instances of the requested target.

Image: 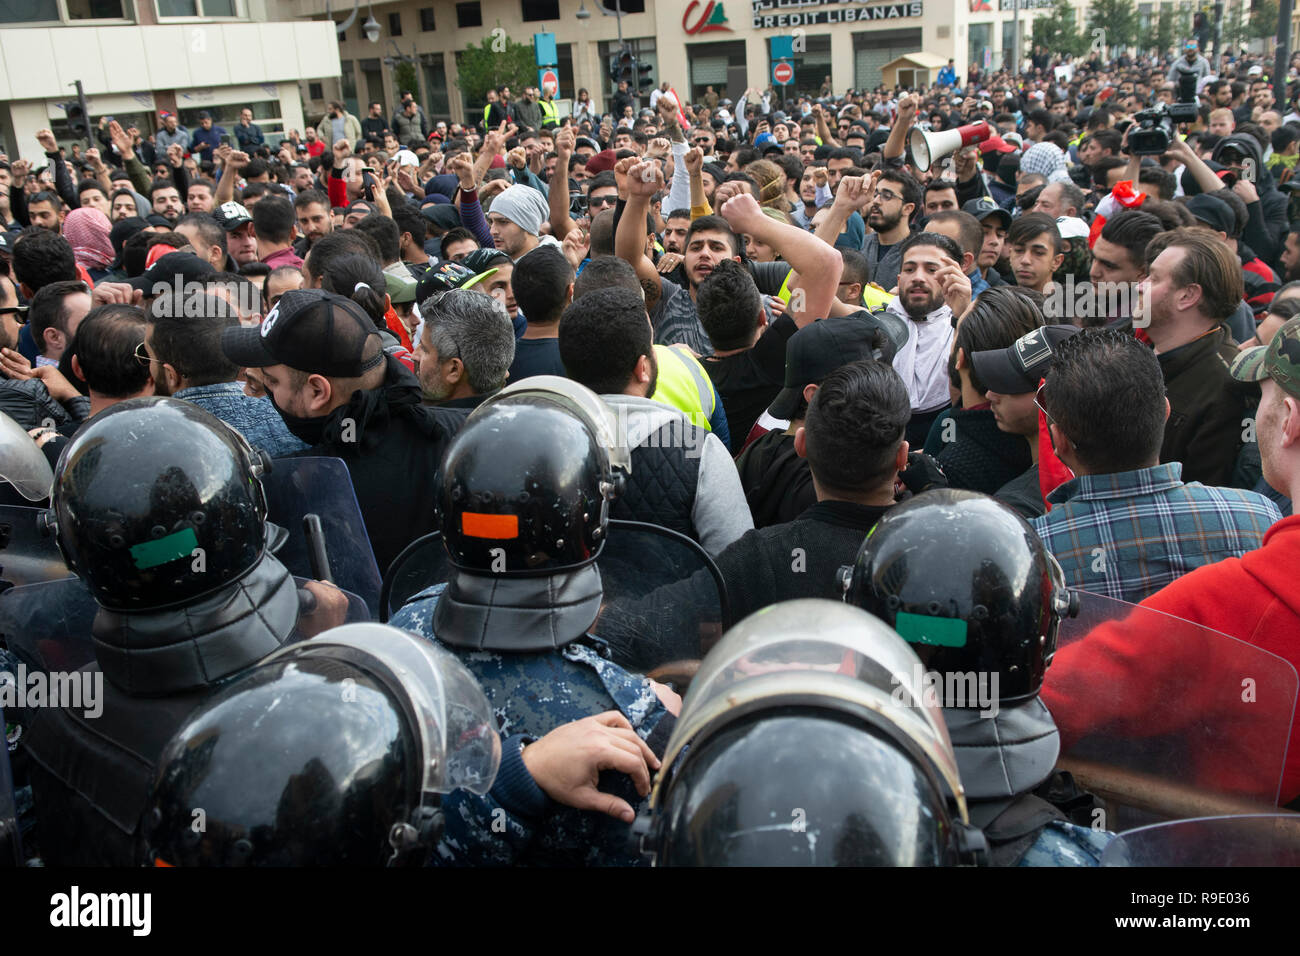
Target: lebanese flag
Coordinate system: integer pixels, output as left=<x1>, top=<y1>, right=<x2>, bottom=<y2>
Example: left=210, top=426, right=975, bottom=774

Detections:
left=1088, top=180, right=1145, bottom=248
left=1037, top=377, right=1074, bottom=511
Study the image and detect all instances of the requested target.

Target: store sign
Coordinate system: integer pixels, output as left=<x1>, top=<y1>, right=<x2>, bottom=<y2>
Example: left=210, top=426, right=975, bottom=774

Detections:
left=684, top=0, right=732, bottom=33
left=751, top=0, right=923, bottom=29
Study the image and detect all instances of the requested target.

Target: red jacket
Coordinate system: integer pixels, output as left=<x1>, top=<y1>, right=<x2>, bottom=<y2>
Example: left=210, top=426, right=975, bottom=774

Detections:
left=1042, top=514, right=1300, bottom=804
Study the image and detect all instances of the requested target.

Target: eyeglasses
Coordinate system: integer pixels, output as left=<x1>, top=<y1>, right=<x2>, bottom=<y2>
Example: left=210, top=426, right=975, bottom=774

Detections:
left=588, top=195, right=618, bottom=209
left=875, top=188, right=902, bottom=204
left=0, top=305, right=27, bottom=323
left=134, top=341, right=155, bottom=368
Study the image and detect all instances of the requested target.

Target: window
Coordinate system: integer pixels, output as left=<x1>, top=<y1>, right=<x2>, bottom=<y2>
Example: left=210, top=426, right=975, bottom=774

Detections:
left=0, top=0, right=59, bottom=22
left=388, top=11, right=401, bottom=35
left=66, top=0, right=128, bottom=18
left=419, top=6, right=435, bottom=30
left=522, top=0, right=559, bottom=20
left=601, top=0, right=643, bottom=11
left=456, top=2, right=481, bottom=28
left=155, top=0, right=236, bottom=15
left=309, top=82, right=324, bottom=101
left=421, top=52, right=450, bottom=121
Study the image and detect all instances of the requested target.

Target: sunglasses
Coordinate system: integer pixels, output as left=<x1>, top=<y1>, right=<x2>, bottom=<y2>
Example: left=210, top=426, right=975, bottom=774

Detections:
left=588, top=195, right=618, bottom=209
left=0, top=305, right=27, bottom=323
left=1033, top=382, right=1053, bottom=424
left=133, top=341, right=155, bottom=368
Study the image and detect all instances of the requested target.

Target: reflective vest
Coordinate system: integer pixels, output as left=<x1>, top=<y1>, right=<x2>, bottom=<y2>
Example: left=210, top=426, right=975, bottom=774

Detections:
left=776, top=268, right=892, bottom=312
left=650, top=343, right=718, bottom=433
left=482, top=103, right=492, bottom=128
left=539, top=98, right=559, bottom=127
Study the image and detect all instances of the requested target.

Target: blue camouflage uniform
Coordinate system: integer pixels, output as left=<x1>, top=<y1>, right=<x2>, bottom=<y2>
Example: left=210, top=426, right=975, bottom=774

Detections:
left=1018, top=820, right=1114, bottom=867
left=390, top=584, right=671, bottom=866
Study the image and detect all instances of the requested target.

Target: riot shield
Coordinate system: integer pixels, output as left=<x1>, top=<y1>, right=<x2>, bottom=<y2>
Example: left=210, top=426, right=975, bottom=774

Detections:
left=262, top=457, right=382, bottom=620
left=0, top=505, right=72, bottom=590
left=0, top=573, right=371, bottom=677
left=0, top=707, right=21, bottom=867
left=0, top=411, right=53, bottom=503
left=1044, top=593, right=1299, bottom=828
left=380, top=519, right=729, bottom=674
left=1101, top=814, right=1300, bottom=867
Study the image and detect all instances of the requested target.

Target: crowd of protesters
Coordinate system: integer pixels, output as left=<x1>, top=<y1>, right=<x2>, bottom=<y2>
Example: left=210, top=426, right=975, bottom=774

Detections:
left=5, top=37, right=1300, bottom=867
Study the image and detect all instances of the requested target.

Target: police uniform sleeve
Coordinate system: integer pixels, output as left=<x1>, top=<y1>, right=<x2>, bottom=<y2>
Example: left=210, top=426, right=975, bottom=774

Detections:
left=433, top=736, right=549, bottom=866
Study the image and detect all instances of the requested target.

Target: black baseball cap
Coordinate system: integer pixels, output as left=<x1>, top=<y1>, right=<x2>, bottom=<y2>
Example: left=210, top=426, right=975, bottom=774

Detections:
left=1185, top=193, right=1235, bottom=236
left=769, top=316, right=897, bottom=420
left=221, top=288, right=385, bottom=377
left=962, top=196, right=1012, bottom=228
left=971, top=324, right=1080, bottom=395
left=213, top=200, right=252, bottom=232
left=415, top=261, right=497, bottom=305
left=128, top=251, right=217, bottom=294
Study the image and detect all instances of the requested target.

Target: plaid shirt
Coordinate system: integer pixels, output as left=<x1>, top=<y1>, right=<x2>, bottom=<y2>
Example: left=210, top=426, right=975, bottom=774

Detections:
left=175, top=382, right=308, bottom=459
left=1032, top=462, right=1282, bottom=604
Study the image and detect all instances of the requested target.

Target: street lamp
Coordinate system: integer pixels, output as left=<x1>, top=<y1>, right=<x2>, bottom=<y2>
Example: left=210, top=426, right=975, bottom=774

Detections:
left=576, top=1, right=591, bottom=20
left=363, top=3, right=379, bottom=43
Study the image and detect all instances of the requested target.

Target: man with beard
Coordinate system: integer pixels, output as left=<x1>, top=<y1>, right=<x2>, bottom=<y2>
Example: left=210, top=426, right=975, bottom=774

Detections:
left=1138, top=228, right=1253, bottom=487
left=221, top=288, right=464, bottom=571
left=143, top=291, right=306, bottom=457
left=860, top=168, right=920, bottom=292
left=1281, top=223, right=1300, bottom=283
left=885, top=231, right=972, bottom=446
left=413, top=288, right=515, bottom=409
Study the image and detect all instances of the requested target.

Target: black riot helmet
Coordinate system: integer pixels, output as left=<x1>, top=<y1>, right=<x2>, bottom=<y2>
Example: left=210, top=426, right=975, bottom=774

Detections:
left=45, top=397, right=274, bottom=612
left=138, top=624, right=500, bottom=867
left=842, top=489, right=1079, bottom=704
left=436, top=376, right=630, bottom=575
left=641, top=599, right=985, bottom=867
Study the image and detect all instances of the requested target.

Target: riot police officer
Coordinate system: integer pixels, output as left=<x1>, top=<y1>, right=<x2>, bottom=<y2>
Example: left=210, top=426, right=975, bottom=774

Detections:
left=389, top=377, right=680, bottom=866
left=638, top=599, right=986, bottom=866
left=842, top=489, right=1111, bottom=866
left=17, top=397, right=348, bottom=865
left=138, top=624, right=660, bottom=866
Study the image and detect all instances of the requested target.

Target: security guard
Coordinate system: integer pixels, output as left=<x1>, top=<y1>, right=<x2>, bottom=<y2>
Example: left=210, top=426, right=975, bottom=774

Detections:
left=650, top=342, right=730, bottom=447
left=843, top=489, right=1112, bottom=866
left=389, top=378, right=677, bottom=866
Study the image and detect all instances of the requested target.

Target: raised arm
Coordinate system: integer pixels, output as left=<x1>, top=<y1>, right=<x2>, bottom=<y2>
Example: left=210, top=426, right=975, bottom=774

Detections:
left=548, top=126, right=578, bottom=241
left=883, top=94, right=918, bottom=163
left=618, top=159, right=664, bottom=301
left=720, top=192, right=842, bottom=327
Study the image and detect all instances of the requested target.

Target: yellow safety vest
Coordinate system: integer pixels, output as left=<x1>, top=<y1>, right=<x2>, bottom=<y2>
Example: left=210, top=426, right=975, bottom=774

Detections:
left=650, top=343, right=718, bottom=433
left=539, top=98, right=559, bottom=127
left=777, top=269, right=892, bottom=312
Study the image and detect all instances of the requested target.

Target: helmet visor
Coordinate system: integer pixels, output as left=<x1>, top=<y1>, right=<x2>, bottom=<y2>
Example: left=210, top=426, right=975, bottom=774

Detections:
left=0, top=411, right=54, bottom=501
left=266, top=623, right=501, bottom=796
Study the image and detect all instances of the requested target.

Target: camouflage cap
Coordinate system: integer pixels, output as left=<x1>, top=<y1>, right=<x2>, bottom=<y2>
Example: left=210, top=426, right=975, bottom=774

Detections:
left=1230, top=315, right=1300, bottom=399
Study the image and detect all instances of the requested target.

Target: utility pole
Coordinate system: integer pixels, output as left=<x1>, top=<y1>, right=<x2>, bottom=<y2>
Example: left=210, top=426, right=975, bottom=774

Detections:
left=1275, top=0, right=1294, bottom=108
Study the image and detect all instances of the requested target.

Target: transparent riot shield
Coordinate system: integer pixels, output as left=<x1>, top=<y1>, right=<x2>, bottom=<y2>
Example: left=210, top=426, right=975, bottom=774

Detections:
left=0, top=707, right=20, bottom=866
left=380, top=519, right=729, bottom=674
left=1044, top=593, right=1299, bottom=828
left=262, top=457, right=382, bottom=619
left=0, top=505, right=72, bottom=590
left=0, top=411, right=53, bottom=503
left=1101, top=814, right=1300, bottom=867
left=0, top=573, right=371, bottom=677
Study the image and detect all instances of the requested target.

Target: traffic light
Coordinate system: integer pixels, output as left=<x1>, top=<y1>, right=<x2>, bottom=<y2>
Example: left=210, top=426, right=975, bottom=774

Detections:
left=636, top=60, right=654, bottom=93
left=609, top=46, right=635, bottom=86
left=63, top=101, right=89, bottom=140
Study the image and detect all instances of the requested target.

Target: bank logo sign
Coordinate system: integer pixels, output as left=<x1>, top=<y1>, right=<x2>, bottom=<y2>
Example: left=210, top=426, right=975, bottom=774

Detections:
left=752, top=0, right=924, bottom=28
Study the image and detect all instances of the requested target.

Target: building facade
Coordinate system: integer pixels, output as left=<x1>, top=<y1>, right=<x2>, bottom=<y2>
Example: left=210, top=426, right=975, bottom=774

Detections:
left=277, top=0, right=1059, bottom=126
left=0, top=0, right=340, bottom=161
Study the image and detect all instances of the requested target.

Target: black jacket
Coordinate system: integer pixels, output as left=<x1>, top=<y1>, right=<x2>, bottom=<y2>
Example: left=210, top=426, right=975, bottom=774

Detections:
left=1158, top=326, right=1253, bottom=488
left=735, top=429, right=816, bottom=529
left=928, top=407, right=1033, bottom=496
left=292, top=355, right=466, bottom=574
left=0, top=377, right=89, bottom=430
left=714, top=499, right=891, bottom=625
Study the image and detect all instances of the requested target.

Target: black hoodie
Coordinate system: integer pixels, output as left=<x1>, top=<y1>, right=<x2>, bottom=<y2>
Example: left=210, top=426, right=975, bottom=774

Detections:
left=1211, top=134, right=1290, bottom=263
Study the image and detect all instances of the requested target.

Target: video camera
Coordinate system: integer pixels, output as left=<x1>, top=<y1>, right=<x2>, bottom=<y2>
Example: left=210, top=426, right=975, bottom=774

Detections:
left=1128, top=101, right=1199, bottom=155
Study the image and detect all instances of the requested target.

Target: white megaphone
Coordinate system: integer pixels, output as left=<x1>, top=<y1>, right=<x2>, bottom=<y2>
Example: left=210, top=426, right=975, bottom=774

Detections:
left=909, top=121, right=993, bottom=172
